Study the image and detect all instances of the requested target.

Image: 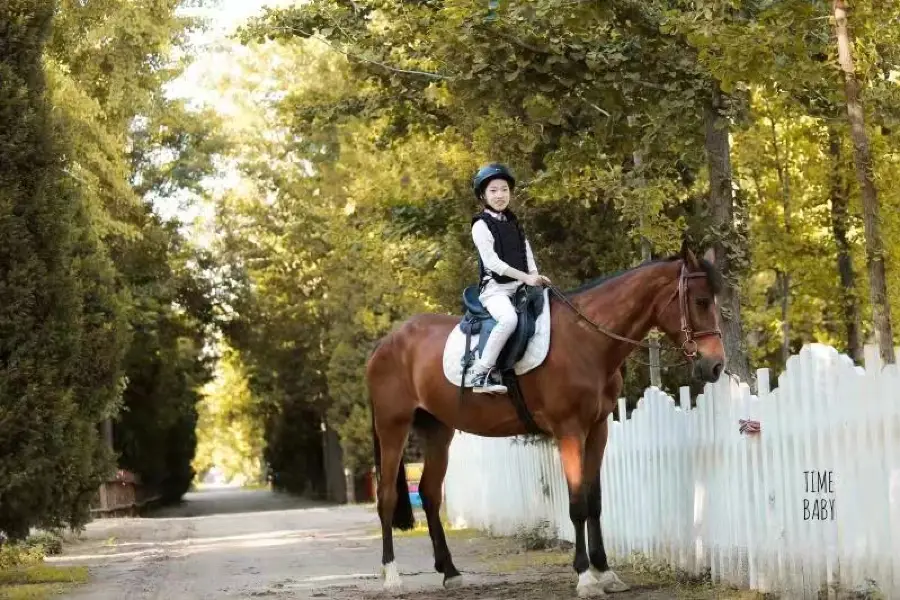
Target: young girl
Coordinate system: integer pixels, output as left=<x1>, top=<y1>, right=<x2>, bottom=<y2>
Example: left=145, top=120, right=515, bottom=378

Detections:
left=468, top=163, right=551, bottom=394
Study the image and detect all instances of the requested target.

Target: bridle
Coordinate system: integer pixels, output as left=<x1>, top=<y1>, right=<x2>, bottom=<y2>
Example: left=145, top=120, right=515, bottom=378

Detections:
left=674, top=263, right=723, bottom=359
left=547, top=260, right=723, bottom=367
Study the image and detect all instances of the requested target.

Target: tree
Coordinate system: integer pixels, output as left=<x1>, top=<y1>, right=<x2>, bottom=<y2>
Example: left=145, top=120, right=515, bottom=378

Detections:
left=832, top=0, right=894, bottom=364
left=827, top=127, right=864, bottom=362
left=702, top=83, right=754, bottom=383
left=47, top=0, right=227, bottom=504
left=137, top=0, right=900, bottom=503
left=0, top=0, right=125, bottom=539
left=193, top=346, right=266, bottom=485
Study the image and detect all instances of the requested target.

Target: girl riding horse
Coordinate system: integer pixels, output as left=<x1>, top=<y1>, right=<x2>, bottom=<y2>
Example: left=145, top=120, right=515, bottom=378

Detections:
left=468, top=163, right=552, bottom=395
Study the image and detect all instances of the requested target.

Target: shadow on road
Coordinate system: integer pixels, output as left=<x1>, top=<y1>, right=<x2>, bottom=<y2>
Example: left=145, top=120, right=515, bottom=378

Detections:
left=144, top=486, right=336, bottom=519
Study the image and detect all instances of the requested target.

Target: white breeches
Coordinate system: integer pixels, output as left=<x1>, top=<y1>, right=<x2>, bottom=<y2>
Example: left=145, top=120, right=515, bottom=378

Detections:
left=476, top=292, right=518, bottom=369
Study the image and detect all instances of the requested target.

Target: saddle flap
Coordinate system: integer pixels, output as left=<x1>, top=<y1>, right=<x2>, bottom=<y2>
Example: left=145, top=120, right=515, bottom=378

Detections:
left=458, top=316, right=483, bottom=335
left=525, top=284, right=545, bottom=316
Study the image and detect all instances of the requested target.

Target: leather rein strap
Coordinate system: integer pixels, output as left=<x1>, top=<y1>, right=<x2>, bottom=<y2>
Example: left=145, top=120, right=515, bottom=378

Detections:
left=547, top=261, right=722, bottom=365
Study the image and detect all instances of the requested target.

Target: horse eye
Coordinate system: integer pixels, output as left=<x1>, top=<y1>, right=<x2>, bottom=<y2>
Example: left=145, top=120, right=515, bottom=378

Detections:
left=696, top=298, right=711, bottom=309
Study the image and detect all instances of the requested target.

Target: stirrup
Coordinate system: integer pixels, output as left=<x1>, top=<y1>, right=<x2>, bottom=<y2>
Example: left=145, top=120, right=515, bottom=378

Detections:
left=472, top=368, right=507, bottom=394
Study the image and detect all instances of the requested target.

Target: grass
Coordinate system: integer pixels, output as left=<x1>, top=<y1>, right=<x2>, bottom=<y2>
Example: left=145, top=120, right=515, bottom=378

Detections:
left=477, top=545, right=768, bottom=599
left=609, top=552, right=768, bottom=599
left=465, top=522, right=770, bottom=600
left=0, top=564, right=88, bottom=600
left=0, top=532, right=88, bottom=600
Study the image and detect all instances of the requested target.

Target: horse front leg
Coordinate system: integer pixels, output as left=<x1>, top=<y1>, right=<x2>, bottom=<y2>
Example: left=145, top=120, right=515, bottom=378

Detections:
left=557, top=429, right=603, bottom=598
left=584, top=419, right=629, bottom=593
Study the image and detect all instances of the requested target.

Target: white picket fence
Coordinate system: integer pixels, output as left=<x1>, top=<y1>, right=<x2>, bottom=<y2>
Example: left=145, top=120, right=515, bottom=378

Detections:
left=443, top=343, right=900, bottom=598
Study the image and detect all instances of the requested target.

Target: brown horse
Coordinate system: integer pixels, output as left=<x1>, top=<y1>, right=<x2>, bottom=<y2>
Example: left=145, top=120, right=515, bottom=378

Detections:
left=366, top=243, right=726, bottom=598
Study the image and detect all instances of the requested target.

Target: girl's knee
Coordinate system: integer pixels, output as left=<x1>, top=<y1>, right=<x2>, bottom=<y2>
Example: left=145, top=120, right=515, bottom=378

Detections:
left=499, top=312, right=517, bottom=328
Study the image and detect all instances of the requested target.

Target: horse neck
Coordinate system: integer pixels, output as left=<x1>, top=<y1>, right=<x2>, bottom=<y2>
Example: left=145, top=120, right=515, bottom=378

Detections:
left=565, top=260, right=680, bottom=369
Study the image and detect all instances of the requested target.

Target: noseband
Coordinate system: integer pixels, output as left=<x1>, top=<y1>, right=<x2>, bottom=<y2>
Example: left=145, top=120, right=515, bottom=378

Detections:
left=548, top=260, right=722, bottom=361
left=676, top=264, right=723, bottom=359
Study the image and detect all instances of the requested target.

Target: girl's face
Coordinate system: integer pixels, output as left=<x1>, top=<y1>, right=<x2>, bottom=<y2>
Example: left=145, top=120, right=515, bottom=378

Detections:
left=483, top=179, right=511, bottom=212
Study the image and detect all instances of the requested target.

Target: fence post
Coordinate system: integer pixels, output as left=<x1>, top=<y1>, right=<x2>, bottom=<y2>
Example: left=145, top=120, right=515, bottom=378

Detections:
left=864, top=343, right=881, bottom=371
left=98, top=482, right=109, bottom=512
left=757, top=368, right=770, bottom=396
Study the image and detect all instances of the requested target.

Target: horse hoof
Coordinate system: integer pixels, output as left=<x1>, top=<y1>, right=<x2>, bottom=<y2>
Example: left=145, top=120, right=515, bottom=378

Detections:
left=383, top=561, right=403, bottom=592
left=576, top=570, right=607, bottom=598
left=591, top=568, right=630, bottom=593
left=443, top=575, right=464, bottom=589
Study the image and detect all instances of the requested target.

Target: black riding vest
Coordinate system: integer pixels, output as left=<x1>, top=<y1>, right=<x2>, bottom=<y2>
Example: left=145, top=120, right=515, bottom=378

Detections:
left=472, top=210, right=529, bottom=285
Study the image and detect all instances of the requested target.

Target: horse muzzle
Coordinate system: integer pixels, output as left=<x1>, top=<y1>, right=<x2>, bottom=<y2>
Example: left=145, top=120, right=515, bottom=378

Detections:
left=693, top=354, right=725, bottom=383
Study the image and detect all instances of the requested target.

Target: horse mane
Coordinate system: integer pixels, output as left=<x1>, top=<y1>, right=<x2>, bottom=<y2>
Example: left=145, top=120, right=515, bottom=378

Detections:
left=564, top=254, right=724, bottom=296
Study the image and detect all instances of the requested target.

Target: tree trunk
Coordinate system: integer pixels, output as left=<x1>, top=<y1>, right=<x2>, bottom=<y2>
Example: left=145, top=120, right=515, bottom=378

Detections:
left=828, top=128, right=863, bottom=363
left=629, top=114, right=662, bottom=387
left=768, top=112, right=792, bottom=364
left=833, top=0, right=895, bottom=364
left=776, top=270, right=791, bottom=364
left=704, top=83, right=754, bottom=385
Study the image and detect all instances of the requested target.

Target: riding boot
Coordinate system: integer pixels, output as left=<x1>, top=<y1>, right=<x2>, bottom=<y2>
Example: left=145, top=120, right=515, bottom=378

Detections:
left=471, top=366, right=507, bottom=394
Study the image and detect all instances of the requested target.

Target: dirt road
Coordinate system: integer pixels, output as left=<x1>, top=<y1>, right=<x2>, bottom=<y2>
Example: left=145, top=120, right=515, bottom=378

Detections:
left=49, top=487, right=753, bottom=599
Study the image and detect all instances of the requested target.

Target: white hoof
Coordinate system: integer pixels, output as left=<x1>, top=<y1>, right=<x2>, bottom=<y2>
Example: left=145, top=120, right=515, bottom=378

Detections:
left=383, top=561, right=403, bottom=591
left=591, top=567, right=630, bottom=593
left=443, top=574, right=464, bottom=589
left=577, top=569, right=607, bottom=598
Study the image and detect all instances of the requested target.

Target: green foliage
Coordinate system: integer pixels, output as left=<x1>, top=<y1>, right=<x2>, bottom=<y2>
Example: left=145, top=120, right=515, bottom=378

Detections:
left=193, top=346, right=266, bottom=485
left=111, top=219, right=216, bottom=501
left=44, top=0, right=222, bottom=507
left=212, top=0, right=900, bottom=484
left=0, top=556, right=89, bottom=600
left=1, top=0, right=224, bottom=538
left=5, top=0, right=898, bottom=515
left=0, top=542, right=46, bottom=573
left=0, top=0, right=125, bottom=540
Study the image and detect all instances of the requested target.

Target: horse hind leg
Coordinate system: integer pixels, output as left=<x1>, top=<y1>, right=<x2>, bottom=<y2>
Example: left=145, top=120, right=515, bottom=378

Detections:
left=414, top=409, right=464, bottom=589
left=373, top=409, right=416, bottom=591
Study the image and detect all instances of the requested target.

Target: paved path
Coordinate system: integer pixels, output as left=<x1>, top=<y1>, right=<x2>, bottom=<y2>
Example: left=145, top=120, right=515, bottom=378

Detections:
left=49, top=486, right=742, bottom=599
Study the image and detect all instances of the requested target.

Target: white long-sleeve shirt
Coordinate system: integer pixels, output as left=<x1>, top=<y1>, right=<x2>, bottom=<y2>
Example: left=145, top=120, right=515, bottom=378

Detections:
left=471, top=209, right=538, bottom=299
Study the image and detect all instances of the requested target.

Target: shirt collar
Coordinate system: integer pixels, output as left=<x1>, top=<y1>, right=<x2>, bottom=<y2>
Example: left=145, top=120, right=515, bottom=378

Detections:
left=484, top=208, right=507, bottom=221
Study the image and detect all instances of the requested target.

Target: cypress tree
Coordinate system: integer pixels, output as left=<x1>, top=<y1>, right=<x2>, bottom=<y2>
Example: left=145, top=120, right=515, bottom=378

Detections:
left=0, top=0, right=126, bottom=539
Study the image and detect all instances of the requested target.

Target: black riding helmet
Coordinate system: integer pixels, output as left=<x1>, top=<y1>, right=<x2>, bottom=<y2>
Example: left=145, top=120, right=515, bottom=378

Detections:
left=472, top=163, right=516, bottom=201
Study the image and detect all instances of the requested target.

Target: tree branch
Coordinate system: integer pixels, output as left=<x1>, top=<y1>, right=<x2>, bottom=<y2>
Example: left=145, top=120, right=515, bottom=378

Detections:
left=263, top=25, right=453, bottom=80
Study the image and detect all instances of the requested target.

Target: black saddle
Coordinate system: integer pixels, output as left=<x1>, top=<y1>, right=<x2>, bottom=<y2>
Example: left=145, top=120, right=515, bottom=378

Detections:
left=458, top=283, right=545, bottom=373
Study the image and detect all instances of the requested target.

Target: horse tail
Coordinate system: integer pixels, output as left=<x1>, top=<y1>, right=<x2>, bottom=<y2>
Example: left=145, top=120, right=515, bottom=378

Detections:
left=369, top=336, right=415, bottom=531
left=392, top=454, right=414, bottom=531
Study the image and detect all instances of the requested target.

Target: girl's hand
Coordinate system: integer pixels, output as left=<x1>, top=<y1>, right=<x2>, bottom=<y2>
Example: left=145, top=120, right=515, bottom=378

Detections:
left=525, top=273, right=551, bottom=287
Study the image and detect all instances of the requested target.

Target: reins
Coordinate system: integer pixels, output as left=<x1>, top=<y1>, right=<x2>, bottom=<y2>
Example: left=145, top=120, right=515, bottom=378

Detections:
left=545, top=261, right=722, bottom=371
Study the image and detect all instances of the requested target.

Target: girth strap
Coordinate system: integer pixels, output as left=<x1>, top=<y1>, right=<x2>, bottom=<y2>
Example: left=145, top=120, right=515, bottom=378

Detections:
left=460, top=326, right=473, bottom=403
left=502, top=372, right=546, bottom=436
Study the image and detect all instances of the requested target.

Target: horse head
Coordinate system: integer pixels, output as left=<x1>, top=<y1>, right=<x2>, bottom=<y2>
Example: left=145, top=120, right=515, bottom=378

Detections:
left=654, top=242, right=727, bottom=383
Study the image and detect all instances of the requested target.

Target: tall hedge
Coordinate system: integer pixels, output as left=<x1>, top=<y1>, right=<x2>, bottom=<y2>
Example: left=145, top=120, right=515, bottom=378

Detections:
left=0, top=0, right=127, bottom=539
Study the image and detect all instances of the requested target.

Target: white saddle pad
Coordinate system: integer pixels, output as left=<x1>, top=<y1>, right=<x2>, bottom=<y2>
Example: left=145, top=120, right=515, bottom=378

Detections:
left=442, top=289, right=552, bottom=387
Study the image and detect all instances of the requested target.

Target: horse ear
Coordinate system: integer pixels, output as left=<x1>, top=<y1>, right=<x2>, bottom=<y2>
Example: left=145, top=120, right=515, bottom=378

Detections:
left=680, top=239, right=699, bottom=268
left=703, top=247, right=716, bottom=265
